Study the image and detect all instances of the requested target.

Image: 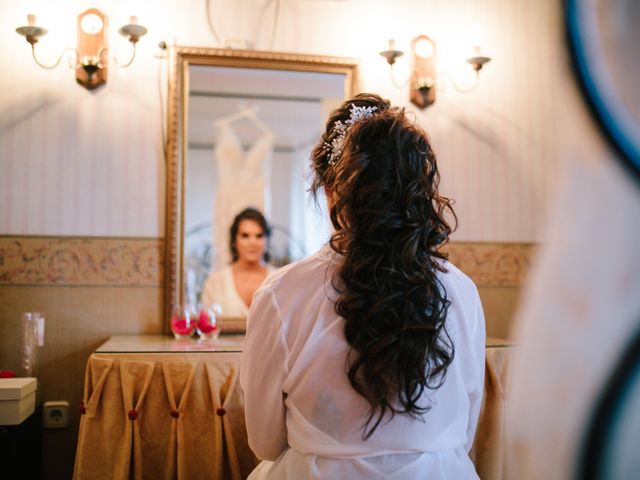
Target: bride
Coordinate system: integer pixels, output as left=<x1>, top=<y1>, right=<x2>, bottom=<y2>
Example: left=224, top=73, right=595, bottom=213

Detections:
left=201, top=208, right=276, bottom=317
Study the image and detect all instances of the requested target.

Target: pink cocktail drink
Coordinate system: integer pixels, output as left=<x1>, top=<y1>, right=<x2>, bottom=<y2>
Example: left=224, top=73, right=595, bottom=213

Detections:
left=197, top=307, right=220, bottom=339
left=171, top=307, right=196, bottom=339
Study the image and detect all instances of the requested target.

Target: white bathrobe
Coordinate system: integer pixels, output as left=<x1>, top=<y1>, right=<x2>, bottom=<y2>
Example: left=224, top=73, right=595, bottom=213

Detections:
left=240, top=245, right=485, bottom=479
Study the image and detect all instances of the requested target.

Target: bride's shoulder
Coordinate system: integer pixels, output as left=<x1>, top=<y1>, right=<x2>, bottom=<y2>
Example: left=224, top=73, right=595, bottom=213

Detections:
left=259, top=248, right=332, bottom=293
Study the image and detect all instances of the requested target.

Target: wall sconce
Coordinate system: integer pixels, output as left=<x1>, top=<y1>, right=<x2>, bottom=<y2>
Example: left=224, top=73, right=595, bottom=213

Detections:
left=15, top=9, right=147, bottom=90
left=380, top=34, right=491, bottom=109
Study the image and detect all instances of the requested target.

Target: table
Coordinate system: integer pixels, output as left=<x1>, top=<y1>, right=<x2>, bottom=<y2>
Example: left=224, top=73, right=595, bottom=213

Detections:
left=74, top=336, right=513, bottom=480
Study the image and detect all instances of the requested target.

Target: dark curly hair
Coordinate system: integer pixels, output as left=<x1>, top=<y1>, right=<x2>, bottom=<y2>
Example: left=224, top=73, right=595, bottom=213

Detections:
left=229, top=207, right=271, bottom=263
left=311, top=93, right=457, bottom=438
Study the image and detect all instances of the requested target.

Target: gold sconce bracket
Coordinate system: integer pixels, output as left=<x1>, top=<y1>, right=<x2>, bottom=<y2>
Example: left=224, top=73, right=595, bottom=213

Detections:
left=409, top=35, right=437, bottom=109
left=76, top=9, right=108, bottom=90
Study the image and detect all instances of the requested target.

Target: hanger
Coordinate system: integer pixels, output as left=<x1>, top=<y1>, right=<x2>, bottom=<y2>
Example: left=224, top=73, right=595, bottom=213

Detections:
left=213, top=104, right=273, bottom=136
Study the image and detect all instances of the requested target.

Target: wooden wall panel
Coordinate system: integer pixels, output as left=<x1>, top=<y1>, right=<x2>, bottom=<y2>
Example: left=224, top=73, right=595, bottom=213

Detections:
left=477, top=286, right=523, bottom=339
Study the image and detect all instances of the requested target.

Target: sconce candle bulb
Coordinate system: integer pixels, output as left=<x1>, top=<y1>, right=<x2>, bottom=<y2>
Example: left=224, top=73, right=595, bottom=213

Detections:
left=466, top=44, right=491, bottom=71
left=379, top=38, right=404, bottom=65
left=465, top=27, right=491, bottom=71
left=80, top=55, right=100, bottom=66
left=16, top=14, right=47, bottom=46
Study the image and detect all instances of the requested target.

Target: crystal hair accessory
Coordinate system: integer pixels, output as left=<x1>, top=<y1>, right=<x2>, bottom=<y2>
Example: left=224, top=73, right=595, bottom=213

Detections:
left=324, top=104, right=378, bottom=165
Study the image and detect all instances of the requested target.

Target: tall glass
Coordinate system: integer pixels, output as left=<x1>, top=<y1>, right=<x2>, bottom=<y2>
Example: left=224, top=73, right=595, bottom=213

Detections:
left=21, top=312, right=43, bottom=377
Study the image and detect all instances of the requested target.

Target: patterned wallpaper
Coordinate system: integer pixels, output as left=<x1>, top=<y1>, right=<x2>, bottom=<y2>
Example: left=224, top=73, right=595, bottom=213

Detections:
left=0, top=236, right=532, bottom=289
left=0, top=236, right=163, bottom=286
left=445, top=242, right=534, bottom=287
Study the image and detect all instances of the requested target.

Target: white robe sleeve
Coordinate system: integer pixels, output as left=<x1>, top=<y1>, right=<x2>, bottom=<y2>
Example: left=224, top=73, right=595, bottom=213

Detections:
left=465, top=293, right=486, bottom=453
left=240, top=285, right=290, bottom=460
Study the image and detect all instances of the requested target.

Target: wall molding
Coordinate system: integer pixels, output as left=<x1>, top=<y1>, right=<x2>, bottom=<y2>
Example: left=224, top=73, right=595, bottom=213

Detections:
left=0, top=236, right=163, bottom=287
left=0, top=236, right=534, bottom=289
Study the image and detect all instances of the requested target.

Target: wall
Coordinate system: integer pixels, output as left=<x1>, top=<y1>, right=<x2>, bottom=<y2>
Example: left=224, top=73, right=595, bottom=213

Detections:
left=1, top=0, right=567, bottom=241
left=0, top=236, right=164, bottom=478
left=0, top=0, right=593, bottom=477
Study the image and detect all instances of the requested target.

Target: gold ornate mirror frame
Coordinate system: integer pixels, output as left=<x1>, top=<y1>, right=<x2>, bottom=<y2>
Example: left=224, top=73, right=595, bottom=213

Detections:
left=165, top=45, right=359, bottom=331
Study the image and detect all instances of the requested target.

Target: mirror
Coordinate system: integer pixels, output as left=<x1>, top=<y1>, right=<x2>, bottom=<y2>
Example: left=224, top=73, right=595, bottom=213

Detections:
left=165, top=46, right=359, bottom=329
left=566, top=0, right=640, bottom=180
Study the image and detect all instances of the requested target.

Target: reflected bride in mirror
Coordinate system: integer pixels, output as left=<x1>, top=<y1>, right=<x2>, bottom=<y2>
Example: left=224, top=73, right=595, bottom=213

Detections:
left=165, top=46, right=359, bottom=328
left=201, top=208, right=276, bottom=318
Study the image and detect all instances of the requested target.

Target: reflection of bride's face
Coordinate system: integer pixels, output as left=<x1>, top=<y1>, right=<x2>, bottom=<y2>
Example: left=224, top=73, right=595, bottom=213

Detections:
left=235, top=219, right=266, bottom=264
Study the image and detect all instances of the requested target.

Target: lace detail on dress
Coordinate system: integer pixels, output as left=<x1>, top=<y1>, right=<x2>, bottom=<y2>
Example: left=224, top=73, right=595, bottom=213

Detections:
left=213, top=123, right=274, bottom=268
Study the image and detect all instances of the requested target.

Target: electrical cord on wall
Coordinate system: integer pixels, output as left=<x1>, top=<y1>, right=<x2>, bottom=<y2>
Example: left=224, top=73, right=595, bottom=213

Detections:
left=204, top=0, right=281, bottom=50
left=268, top=0, right=281, bottom=50
left=205, top=0, right=223, bottom=45
left=157, top=41, right=168, bottom=158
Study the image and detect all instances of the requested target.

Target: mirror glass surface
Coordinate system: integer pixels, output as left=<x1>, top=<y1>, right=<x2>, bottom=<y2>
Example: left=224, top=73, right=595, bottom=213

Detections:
left=566, top=0, right=640, bottom=179
left=165, top=48, right=358, bottom=317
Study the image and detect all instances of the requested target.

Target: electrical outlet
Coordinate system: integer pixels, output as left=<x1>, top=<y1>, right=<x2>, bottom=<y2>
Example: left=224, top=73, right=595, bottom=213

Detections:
left=43, top=401, right=69, bottom=429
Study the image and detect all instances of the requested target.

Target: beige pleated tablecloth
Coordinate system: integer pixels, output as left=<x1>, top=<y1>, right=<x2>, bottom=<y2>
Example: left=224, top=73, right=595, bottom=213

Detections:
left=73, top=336, right=513, bottom=480
left=471, top=338, right=514, bottom=479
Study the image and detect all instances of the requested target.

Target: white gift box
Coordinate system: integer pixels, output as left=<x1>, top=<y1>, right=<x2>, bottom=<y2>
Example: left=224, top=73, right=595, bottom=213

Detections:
left=0, top=377, right=37, bottom=425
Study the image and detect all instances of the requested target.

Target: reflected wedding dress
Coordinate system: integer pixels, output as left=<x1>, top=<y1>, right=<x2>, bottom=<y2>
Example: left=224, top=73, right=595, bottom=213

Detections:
left=201, top=264, right=277, bottom=318
left=213, top=120, right=274, bottom=268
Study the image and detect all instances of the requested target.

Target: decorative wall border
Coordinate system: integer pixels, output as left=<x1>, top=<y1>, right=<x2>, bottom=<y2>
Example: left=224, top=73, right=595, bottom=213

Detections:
left=443, top=242, right=536, bottom=287
left=0, top=236, right=533, bottom=289
left=0, top=236, right=163, bottom=287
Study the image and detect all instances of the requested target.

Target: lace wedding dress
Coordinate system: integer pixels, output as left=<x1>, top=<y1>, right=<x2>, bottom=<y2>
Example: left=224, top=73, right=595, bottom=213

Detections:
left=213, top=121, right=274, bottom=267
